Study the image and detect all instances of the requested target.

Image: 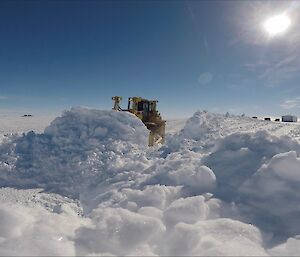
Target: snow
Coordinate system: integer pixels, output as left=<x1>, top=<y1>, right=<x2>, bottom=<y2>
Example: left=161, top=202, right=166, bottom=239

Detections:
left=165, top=118, right=187, bottom=134
left=145, top=152, right=216, bottom=195
left=45, top=107, right=148, bottom=146
left=167, top=111, right=300, bottom=153
left=164, top=219, right=268, bottom=256
left=163, top=195, right=209, bottom=226
left=240, top=151, right=300, bottom=237
left=1, top=108, right=300, bottom=255
left=0, top=107, right=149, bottom=197
left=75, top=207, right=166, bottom=256
left=0, top=114, right=55, bottom=135
left=202, top=131, right=300, bottom=200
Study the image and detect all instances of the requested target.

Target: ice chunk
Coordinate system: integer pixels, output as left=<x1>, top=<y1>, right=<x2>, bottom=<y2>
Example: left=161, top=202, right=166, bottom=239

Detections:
left=74, top=207, right=165, bottom=256
left=163, top=196, right=209, bottom=226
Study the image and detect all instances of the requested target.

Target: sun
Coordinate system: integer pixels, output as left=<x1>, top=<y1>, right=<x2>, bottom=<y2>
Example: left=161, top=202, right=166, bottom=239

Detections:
left=263, top=14, right=291, bottom=36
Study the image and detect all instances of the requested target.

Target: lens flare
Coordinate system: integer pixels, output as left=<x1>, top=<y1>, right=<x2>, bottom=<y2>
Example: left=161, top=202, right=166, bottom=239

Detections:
left=263, top=14, right=291, bottom=36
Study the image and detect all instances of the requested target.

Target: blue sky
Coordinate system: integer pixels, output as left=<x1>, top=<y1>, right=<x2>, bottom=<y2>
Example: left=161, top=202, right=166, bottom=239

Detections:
left=0, top=0, right=300, bottom=118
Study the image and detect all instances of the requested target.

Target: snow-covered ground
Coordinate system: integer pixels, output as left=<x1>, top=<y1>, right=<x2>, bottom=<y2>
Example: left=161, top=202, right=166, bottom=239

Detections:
left=0, top=114, right=55, bottom=135
left=1, top=108, right=300, bottom=256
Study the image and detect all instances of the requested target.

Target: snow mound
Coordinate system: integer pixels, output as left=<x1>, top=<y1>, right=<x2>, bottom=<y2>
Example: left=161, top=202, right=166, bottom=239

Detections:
left=181, top=111, right=224, bottom=141
left=167, top=111, right=300, bottom=152
left=0, top=108, right=149, bottom=197
left=203, top=131, right=300, bottom=200
left=240, top=151, right=300, bottom=236
left=199, top=131, right=300, bottom=239
left=45, top=107, right=148, bottom=146
left=145, top=151, right=216, bottom=195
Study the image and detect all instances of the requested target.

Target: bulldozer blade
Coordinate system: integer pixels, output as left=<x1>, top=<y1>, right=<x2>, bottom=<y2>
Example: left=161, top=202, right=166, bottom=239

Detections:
left=148, top=122, right=165, bottom=146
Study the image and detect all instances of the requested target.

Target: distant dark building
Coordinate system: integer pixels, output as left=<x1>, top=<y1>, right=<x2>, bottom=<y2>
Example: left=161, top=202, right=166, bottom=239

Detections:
left=264, top=117, right=271, bottom=121
left=22, top=114, right=33, bottom=117
left=252, top=116, right=258, bottom=119
left=275, top=118, right=280, bottom=122
left=282, top=115, right=297, bottom=122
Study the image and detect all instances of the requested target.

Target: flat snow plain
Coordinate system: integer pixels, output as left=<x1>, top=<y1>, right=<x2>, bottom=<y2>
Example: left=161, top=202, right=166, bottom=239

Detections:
left=1, top=108, right=300, bottom=256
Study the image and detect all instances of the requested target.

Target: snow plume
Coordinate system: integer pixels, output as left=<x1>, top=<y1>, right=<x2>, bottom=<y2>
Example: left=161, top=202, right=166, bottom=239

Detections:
left=1, top=108, right=300, bottom=255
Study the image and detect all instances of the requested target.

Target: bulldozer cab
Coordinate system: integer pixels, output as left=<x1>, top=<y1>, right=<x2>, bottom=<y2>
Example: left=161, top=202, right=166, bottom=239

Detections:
left=112, top=96, right=165, bottom=146
left=127, top=97, right=158, bottom=122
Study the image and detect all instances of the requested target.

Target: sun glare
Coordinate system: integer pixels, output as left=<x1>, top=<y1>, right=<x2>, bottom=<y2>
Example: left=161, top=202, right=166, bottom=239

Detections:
left=263, top=14, right=291, bottom=36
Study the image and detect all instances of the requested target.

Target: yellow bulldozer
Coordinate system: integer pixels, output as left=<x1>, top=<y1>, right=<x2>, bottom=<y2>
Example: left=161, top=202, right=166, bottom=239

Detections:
left=112, top=96, right=166, bottom=146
